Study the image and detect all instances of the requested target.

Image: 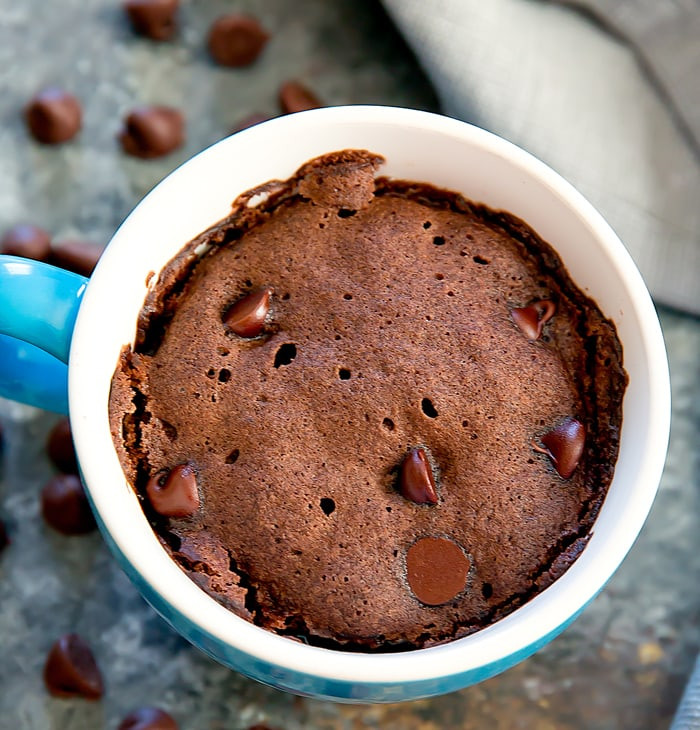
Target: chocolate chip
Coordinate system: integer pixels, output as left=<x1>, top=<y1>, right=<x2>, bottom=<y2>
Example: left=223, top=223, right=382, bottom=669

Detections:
left=124, top=0, right=179, bottom=41
left=406, top=537, right=470, bottom=605
left=118, top=707, right=179, bottom=730
left=46, top=418, right=78, bottom=474
left=278, top=80, right=323, bottom=114
left=223, top=286, right=274, bottom=338
left=146, top=463, right=199, bottom=517
left=1, top=223, right=51, bottom=261
left=233, top=113, right=272, bottom=133
left=533, top=417, right=585, bottom=479
left=119, top=106, right=184, bottom=159
left=399, top=448, right=438, bottom=505
left=25, top=87, right=82, bottom=144
left=43, top=633, right=104, bottom=699
left=49, top=240, right=103, bottom=277
left=510, top=300, right=556, bottom=340
left=208, top=14, right=269, bottom=67
left=41, top=474, right=97, bottom=535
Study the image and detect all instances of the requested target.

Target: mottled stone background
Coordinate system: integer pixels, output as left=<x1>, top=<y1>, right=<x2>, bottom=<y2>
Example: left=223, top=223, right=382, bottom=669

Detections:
left=0, top=1, right=698, bottom=728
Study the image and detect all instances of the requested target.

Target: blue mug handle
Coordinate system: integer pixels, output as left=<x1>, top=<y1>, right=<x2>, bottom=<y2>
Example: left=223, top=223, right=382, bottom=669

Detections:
left=0, top=255, right=88, bottom=414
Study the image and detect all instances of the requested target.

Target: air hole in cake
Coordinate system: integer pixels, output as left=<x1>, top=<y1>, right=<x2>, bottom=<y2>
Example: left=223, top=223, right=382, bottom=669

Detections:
left=435, top=273, right=444, bottom=280
left=423, top=221, right=432, bottom=229
left=222, top=228, right=242, bottom=244
left=447, top=291, right=455, bottom=297
left=337, top=208, right=357, bottom=218
left=338, top=368, right=351, bottom=380
left=386, top=506, right=392, bottom=512
left=160, top=419, right=178, bottom=441
left=461, top=420, right=469, bottom=428
left=473, top=255, right=489, bottom=265
left=274, top=343, right=297, bottom=368
left=282, top=292, right=290, bottom=300
left=460, top=250, right=468, bottom=257
left=343, top=293, right=353, bottom=300
left=320, top=498, right=336, bottom=515
left=225, top=448, right=240, bottom=464
left=217, top=347, right=230, bottom=356
left=481, top=582, right=493, bottom=599
left=433, top=236, right=445, bottom=246
left=218, top=368, right=231, bottom=383
left=319, top=223, right=325, bottom=229
left=382, top=417, right=395, bottom=431
left=206, top=368, right=216, bottom=379
left=334, top=334, right=342, bottom=340
left=421, top=398, right=438, bottom=418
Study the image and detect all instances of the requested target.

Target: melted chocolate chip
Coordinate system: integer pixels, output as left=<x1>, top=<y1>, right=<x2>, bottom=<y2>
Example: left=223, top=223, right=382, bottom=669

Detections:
left=43, top=633, right=104, bottom=699
left=1, top=223, right=51, bottom=261
left=208, top=14, right=269, bottom=67
left=223, top=286, right=273, bottom=338
left=46, top=418, right=78, bottom=474
left=406, top=537, right=470, bottom=606
left=278, top=80, right=323, bottom=114
left=49, top=240, right=103, bottom=277
left=510, top=300, right=556, bottom=340
left=124, top=0, right=179, bottom=41
left=41, top=474, right=97, bottom=535
left=534, top=417, right=585, bottom=479
left=399, top=448, right=438, bottom=505
left=25, top=87, right=82, bottom=144
left=146, top=463, right=199, bottom=517
left=119, top=107, right=184, bottom=159
left=118, top=707, right=179, bottom=730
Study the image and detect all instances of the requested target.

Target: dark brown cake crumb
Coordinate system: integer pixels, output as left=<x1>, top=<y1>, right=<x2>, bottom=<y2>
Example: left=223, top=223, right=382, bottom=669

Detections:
left=109, top=150, right=626, bottom=651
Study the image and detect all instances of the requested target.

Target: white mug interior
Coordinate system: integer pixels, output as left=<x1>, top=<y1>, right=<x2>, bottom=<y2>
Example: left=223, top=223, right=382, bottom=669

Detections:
left=69, top=106, right=670, bottom=696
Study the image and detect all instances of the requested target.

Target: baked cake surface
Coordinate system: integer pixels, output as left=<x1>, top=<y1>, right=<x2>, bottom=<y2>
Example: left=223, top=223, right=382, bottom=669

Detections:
left=109, top=150, right=626, bottom=650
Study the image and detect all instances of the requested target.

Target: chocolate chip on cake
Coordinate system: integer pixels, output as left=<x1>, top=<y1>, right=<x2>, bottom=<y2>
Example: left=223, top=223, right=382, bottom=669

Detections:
left=119, top=107, right=184, bottom=159
left=1, top=224, right=51, bottom=261
left=406, top=537, right=470, bottom=606
left=534, top=417, right=585, bottom=479
left=124, top=0, right=179, bottom=41
left=146, top=463, right=199, bottom=517
left=510, top=300, right=556, bottom=340
left=49, top=240, right=103, bottom=277
left=278, top=80, right=323, bottom=114
left=43, top=633, right=103, bottom=699
left=25, top=87, right=82, bottom=144
left=41, top=474, right=97, bottom=535
left=46, top=418, right=78, bottom=474
left=208, top=14, right=269, bottom=67
left=118, top=707, right=179, bottom=730
left=399, top=448, right=438, bottom=505
left=223, top=286, right=274, bottom=338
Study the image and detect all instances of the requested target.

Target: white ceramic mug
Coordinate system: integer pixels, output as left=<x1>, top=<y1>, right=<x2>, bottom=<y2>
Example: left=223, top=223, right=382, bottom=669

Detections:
left=0, top=106, right=670, bottom=702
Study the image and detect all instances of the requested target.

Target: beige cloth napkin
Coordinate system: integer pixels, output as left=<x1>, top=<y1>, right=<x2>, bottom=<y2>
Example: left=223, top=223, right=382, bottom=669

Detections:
left=382, top=0, right=700, bottom=314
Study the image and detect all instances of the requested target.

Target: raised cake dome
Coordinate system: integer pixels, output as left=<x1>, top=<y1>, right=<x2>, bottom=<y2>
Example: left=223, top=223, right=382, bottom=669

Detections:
left=109, top=150, right=626, bottom=651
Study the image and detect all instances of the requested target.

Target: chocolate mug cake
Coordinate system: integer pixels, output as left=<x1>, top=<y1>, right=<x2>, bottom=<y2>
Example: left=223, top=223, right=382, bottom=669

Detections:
left=109, top=150, right=626, bottom=651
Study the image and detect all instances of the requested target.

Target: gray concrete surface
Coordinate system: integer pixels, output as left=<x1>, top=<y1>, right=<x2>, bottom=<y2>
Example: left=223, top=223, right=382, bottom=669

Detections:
left=1, top=1, right=699, bottom=728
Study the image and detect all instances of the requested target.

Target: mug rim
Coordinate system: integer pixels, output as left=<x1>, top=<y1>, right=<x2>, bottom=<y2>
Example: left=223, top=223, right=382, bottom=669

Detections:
left=69, top=105, right=670, bottom=685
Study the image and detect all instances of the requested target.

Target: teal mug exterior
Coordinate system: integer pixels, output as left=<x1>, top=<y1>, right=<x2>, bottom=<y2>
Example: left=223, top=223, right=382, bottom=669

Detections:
left=0, top=106, right=670, bottom=702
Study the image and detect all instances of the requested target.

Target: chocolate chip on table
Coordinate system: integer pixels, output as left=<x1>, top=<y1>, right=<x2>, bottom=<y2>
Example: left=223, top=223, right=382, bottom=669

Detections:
left=208, top=14, right=269, bottom=67
left=46, top=418, right=78, bottom=474
left=406, top=536, right=470, bottom=606
left=25, top=87, right=82, bottom=144
left=146, top=463, right=199, bottom=517
left=49, top=240, right=103, bottom=277
left=223, top=286, right=274, bottom=338
left=0, top=223, right=51, bottom=261
left=43, top=633, right=104, bottom=699
left=233, top=112, right=272, bottom=133
left=399, top=447, right=438, bottom=505
left=533, top=417, right=585, bottom=479
left=124, top=0, right=179, bottom=41
left=278, top=80, right=323, bottom=114
left=510, top=300, right=556, bottom=340
left=118, top=706, right=179, bottom=730
left=41, top=474, right=96, bottom=535
left=119, top=106, right=184, bottom=159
